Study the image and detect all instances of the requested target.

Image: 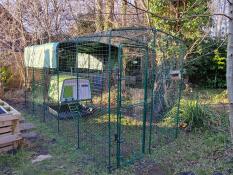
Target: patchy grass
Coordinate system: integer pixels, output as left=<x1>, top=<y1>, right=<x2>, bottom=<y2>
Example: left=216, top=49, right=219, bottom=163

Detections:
left=184, top=88, right=228, bottom=104
left=0, top=88, right=232, bottom=175
left=0, top=112, right=139, bottom=175
left=150, top=92, right=232, bottom=174
left=0, top=110, right=176, bottom=175
left=149, top=129, right=232, bottom=175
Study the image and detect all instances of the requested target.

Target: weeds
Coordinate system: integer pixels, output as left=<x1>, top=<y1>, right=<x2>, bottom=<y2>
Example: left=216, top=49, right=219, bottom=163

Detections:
left=160, top=97, right=226, bottom=132
left=179, top=99, right=222, bottom=130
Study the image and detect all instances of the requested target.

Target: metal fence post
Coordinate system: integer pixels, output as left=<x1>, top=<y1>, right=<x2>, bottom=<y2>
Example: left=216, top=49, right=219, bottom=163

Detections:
left=175, top=44, right=186, bottom=138
left=32, top=67, right=35, bottom=116
left=107, top=30, right=112, bottom=173
left=149, top=30, right=156, bottom=154
left=43, top=68, right=46, bottom=122
left=116, top=45, right=122, bottom=168
left=76, top=43, right=80, bottom=149
left=142, top=47, right=149, bottom=154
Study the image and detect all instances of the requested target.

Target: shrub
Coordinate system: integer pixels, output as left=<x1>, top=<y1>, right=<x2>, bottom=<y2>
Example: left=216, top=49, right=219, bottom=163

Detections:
left=186, top=38, right=227, bottom=88
left=179, top=99, right=222, bottom=131
left=0, top=66, right=13, bottom=89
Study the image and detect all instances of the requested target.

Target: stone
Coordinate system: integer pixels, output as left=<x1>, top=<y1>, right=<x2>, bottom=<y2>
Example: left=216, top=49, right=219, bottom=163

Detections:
left=21, top=131, right=38, bottom=140
left=177, top=172, right=195, bottom=175
left=32, top=154, right=52, bottom=164
left=20, top=123, right=35, bottom=131
left=212, top=172, right=223, bottom=175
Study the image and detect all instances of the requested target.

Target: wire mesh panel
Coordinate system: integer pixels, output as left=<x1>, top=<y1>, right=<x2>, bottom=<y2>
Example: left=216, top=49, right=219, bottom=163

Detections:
left=25, top=67, right=59, bottom=129
left=149, top=32, right=185, bottom=151
left=24, top=27, right=186, bottom=172
left=75, top=39, right=112, bottom=168
left=112, top=45, right=146, bottom=167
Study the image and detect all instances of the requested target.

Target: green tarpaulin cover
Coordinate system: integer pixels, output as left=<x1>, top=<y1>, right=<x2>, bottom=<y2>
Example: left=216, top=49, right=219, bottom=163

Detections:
left=24, top=42, right=59, bottom=68
left=24, top=42, right=103, bottom=70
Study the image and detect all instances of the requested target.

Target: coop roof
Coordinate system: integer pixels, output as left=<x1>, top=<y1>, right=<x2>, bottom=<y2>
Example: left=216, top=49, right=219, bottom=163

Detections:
left=75, top=30, right=147, bottom=46
left=24, top=28, right=159, bottom=69
left=24, top=40, right=117, bottom=69
left=24, top=42, right=59, bottom=68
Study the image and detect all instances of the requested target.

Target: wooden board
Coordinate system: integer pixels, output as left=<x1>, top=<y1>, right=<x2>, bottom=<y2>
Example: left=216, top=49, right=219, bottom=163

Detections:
left=0, top=115, right=19, bottom=122
left=0, top=119, right=20, bottom=136
left=0, top=140, right=21, bottom=153
left=0, top=134, right=22, bottom=145
left=0, top=120, right=12, bottom=128
left=0, top=145, right=14, bottom=153
left=0, top=99, right=22, bottom=153
left=0, top=132, right=13, bottom=137
left=0, top=126, right=12, bottom=134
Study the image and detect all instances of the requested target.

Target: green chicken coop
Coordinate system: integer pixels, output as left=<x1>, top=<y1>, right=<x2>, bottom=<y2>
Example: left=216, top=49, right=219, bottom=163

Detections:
left=24, top=27, right=185, bottom=172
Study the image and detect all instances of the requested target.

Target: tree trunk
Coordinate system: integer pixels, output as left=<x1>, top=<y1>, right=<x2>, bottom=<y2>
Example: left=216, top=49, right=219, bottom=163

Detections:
left=139, top=0, right=151, bottom=26
left=121, top=0, right=127, bottom=27
left=96, top=0, right=104, bottom=31
left=104, top=0, right=114, bottom=30
left=227, top=0, right=233, bottom=143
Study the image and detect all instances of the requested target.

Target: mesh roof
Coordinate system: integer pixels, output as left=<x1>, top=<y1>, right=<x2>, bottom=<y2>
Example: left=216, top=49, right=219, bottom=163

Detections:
left=24, top=27, right=185, bottom=69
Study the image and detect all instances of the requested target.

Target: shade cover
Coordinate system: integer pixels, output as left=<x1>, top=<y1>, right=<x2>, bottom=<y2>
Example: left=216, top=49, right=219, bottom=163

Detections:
left=24, top=42, right=59, bottom=68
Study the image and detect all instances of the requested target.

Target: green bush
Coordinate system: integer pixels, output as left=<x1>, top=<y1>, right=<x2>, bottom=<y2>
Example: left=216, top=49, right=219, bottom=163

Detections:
left=0, top=66, right=13, bottom=88
left=179, top=99, right=223, bottom=131
left=186, top=38, right=227, bottom=88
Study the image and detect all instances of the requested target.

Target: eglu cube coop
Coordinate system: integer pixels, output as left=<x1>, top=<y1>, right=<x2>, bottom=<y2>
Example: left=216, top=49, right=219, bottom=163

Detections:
left=24, top=27, right=185, bottom=172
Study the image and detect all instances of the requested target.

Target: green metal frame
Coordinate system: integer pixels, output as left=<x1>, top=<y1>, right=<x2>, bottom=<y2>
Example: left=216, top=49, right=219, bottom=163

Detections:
left=148, top=30, right=156, bottom=153
left=116, top=44, right=122, bottom=168
left=24, top=27, right=186, bottom=173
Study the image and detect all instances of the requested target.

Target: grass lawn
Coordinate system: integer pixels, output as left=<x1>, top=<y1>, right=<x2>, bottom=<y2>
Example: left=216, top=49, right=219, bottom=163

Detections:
left=0, top=89, right=232, bottom=175
left=184, top=88, right=228, bottom=104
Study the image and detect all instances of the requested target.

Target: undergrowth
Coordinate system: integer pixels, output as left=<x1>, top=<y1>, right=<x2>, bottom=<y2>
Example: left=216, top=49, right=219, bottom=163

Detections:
left=179, top=99, right=223, bottom=130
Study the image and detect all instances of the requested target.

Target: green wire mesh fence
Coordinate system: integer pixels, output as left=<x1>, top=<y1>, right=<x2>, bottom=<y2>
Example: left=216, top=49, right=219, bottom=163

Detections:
left=24, top=27, right=186, bottom=172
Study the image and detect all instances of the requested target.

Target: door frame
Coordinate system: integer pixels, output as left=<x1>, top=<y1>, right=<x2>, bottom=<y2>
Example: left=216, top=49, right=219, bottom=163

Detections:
left=116, top=44, right=149, bottom=167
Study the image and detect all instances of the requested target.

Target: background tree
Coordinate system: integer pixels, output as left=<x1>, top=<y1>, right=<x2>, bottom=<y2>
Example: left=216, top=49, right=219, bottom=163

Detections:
left=96, top=0, right=104, bottom=31
left=186, top=38, right=227, bottom=88
left=149, top=0, right=211, bottom=41
left=121, top=0, right=127, bottom=27
left=104, top=0, right=115, bottom=30
left=227, top=0, right=233, bottom=142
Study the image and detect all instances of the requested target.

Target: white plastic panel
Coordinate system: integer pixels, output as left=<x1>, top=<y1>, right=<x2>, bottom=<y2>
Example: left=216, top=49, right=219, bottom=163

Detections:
left=61, top=79, right=91, bottom=102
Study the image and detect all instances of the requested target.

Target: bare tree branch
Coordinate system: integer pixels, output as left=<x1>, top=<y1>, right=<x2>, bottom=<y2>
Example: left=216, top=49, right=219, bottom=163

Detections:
left=227, top=0, right=233, bottom=5
left=123, top=0, right=232, bottom=21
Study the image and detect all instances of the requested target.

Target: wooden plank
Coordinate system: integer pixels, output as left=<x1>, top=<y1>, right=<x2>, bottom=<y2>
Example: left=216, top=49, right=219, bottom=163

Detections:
left=0, top=120, right=12, bottom=128
left=0, top=145, right=14, bottom=153
left=0, top=115, right=19, bottom=122
left=11, top=119, right=19, bottom=134
left=0, top=140, right=20, bottom=153
left=14, top=125, right=20, bottom=134
left=0, top=134, right=22, bottom=145
left=0, top=132, right=12, bottom=137
left=0, top=142, right=13, bottom=148
left=0, top=100, right=22, bottom=153
left=12, top=113, right=21, bottom=119
left=0, top=126, right=12, bottom=134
